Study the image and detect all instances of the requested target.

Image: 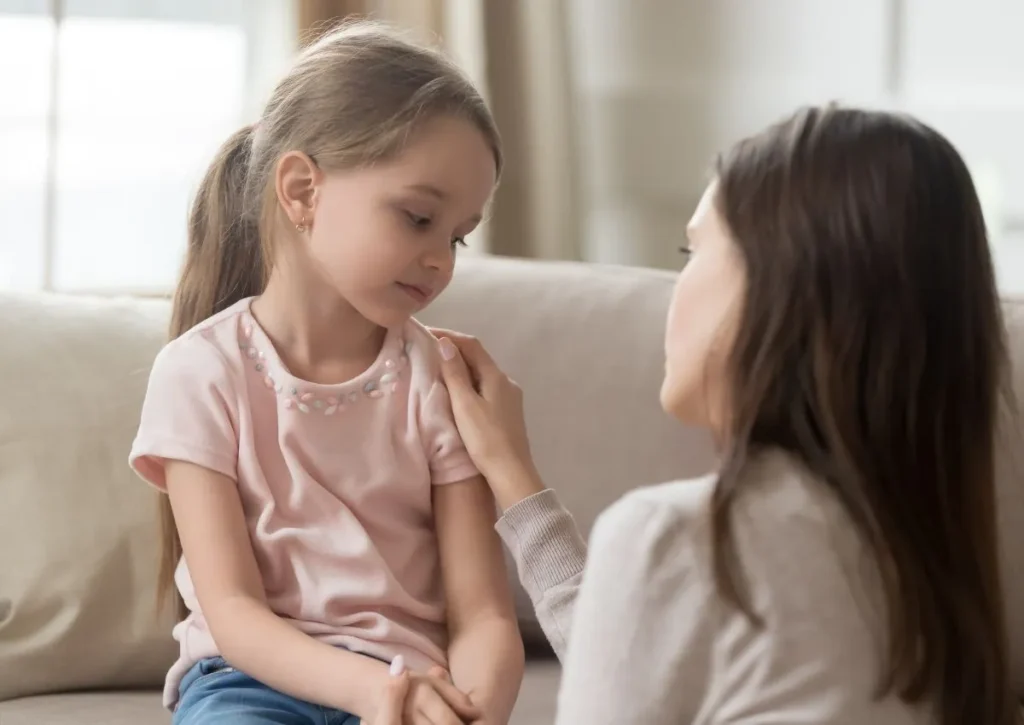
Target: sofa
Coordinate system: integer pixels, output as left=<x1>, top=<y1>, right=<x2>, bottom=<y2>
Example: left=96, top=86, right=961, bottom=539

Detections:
left=1, top=256, right=1021, bottom=724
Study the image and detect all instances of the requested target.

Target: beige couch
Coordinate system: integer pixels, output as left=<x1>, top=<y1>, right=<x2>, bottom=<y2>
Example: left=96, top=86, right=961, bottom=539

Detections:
left=1, top=257, right=1021, bottom=724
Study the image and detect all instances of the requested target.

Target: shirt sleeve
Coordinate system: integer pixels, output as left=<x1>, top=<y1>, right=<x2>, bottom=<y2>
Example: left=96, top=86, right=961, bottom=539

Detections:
left=554, top=492, right=714, bottom=725
left=494, top=489, right=587, bottom=661
left=419, top=378, right=479, bottom=485
left=129, top=335, right=239, bottom=490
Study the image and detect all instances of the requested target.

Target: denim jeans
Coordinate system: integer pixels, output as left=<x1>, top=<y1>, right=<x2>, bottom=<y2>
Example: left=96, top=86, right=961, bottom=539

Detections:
left=173, top=657, right=361, bottom=725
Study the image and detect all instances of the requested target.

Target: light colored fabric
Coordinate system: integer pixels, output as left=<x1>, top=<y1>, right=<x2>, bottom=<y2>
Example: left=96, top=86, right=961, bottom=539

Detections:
left=495, top=490, right=586, bottom=660
left=417, top=258, right=720, bottom=633
left=497, top=297, right=1024, bottom=718
left=0, top=293, right=177, bottom=702
left=129, top=297, right=476, bottom=707
left=0, top=257, right=709, bottom=703
left=0, top=259, right=1019, bottom=720
left=0, top=660, right=563, bottom=725
left=557, top=452, right=934, bottom=724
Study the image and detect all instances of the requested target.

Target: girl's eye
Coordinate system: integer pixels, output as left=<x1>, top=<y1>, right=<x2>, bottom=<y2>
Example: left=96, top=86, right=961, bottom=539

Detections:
left=451, top=237, right=467, bottom=249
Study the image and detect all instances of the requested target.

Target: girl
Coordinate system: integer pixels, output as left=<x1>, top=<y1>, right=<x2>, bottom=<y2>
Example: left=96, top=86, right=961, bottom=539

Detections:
left=129, top=22, right=523, bottom=725
left=429, top=105, right=1023, bottom=723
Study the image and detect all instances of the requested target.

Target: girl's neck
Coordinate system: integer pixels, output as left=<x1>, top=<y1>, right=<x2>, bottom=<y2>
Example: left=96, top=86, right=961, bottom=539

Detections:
left=252, top=263, right=385, bottom=382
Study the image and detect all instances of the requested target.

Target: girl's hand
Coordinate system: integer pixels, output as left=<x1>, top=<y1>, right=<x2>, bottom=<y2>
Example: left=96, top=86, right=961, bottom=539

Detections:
left=430, top=328, right=545, bottom=511
left=371, top=658, right=481, bottom=725
left=370, top=658, right=411, bottom=725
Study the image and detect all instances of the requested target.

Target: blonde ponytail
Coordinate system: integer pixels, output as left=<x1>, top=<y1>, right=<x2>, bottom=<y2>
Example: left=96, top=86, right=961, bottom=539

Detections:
left=157, top=124, right=266, bottom=615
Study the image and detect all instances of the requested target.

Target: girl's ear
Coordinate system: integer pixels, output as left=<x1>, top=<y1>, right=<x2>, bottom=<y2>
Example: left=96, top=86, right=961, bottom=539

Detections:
left=275, top=151, right=321, bottom=231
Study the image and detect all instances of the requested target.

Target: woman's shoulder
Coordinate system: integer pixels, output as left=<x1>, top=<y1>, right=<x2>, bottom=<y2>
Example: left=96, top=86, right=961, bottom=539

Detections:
left=587, top=474, right=719, bottom=579
left=591, top=451, right=856, bottom=578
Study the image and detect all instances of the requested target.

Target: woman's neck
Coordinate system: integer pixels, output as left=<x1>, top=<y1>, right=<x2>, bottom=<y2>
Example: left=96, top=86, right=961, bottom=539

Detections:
left=252, top=262, right=385, bottom=383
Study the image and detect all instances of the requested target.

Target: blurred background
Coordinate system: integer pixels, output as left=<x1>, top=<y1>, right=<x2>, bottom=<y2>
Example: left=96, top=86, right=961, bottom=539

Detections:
left=2, top=0, right=1022, bottom=295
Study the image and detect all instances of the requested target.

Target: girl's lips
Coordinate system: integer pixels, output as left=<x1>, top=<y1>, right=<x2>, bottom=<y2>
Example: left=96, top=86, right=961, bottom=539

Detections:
left=396, top=282, right=431, bottom=303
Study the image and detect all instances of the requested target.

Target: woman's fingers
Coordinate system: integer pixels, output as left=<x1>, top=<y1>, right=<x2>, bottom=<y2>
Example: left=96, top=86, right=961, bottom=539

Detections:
left=429, top=328, right=501, bottom=376
left=437, top=337, right=476, bottom=394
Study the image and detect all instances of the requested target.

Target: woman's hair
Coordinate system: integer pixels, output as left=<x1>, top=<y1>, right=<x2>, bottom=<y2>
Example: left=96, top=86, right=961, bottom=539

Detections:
left=158, top=20, right=502, bottom=617
left=710, top=104, right=1016, bottom=723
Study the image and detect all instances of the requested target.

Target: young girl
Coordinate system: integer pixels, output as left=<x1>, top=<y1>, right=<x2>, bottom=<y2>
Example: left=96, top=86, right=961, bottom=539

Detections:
left=428, top=105, right=1023, bottom=723
left=129, top=22, right=523, bottom=725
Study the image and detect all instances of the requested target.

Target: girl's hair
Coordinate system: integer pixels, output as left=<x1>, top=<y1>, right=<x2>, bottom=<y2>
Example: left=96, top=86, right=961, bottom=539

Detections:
left=158, top=21, right=502, bottom=617
left=710, top=105, right=1017, bottom=723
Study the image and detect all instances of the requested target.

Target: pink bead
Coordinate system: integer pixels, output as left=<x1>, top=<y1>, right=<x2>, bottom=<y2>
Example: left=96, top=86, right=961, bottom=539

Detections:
left=324, top=405, right=338, bottom=416
left=263, top=376, right=274, bottom=388
left=283, top=398, right=294, bottom=409
left=368, top=390, right=384, bottom=399
left=385, top=359, right=396, bottom=369
left=326, top=397, right=338, bottom=406
left=300, top=393, right=313, bottom=402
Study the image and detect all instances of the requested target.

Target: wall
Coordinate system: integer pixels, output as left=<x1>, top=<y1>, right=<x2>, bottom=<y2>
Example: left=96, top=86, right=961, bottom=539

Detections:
left=569, top=0, right=1024, bottom=293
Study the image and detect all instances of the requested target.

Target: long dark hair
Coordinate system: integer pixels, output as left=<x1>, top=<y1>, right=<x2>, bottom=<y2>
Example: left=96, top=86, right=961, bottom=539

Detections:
left=711, top=105, right=1016, bottom=723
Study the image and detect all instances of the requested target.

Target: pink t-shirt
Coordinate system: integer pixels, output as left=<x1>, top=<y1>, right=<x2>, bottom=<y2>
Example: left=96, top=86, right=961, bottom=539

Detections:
left=129, top=298, right=478, bottom=708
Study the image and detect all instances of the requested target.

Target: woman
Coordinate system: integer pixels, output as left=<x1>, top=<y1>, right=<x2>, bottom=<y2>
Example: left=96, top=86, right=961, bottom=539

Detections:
left=386, top=105, right=1021, bottom=723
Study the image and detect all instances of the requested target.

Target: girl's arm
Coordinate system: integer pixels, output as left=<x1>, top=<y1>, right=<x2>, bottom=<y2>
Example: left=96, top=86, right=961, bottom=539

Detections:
left=435, top=475, right=526, bottom=724
left=166, top=460, right=478, bottom=724
left=429, top=329, right=589, bottom=661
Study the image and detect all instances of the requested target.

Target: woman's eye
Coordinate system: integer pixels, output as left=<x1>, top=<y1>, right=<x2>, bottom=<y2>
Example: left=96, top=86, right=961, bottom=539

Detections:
left=451, top=237, right=467, bottom=249
left=406, top=211, right=431, bottom=228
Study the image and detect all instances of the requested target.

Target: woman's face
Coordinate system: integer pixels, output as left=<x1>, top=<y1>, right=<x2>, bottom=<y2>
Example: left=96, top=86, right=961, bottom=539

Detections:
left=660, top=181, right=746, bottom=432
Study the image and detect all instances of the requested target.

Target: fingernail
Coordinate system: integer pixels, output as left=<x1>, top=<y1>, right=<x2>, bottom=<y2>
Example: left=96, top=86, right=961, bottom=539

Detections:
left=389, top=655, right=406, bottom=676
left=439, top=338, right=456, bottom=361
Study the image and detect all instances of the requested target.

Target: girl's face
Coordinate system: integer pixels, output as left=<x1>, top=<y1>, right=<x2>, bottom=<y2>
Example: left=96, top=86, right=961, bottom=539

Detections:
left=286, top=114, right=497, bottom=328
left=660, top=181, right=747, bottom=432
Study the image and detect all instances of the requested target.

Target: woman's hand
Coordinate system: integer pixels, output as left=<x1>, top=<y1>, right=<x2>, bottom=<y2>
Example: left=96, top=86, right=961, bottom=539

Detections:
left=431, top=328, right=545, bottom=511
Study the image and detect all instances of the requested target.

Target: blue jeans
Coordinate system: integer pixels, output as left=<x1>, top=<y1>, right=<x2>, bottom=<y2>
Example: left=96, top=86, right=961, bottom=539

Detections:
left=174, top=657, right=361, bottom=724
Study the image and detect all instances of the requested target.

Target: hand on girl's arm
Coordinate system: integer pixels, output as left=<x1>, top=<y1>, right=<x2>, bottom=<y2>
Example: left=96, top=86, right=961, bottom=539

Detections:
left=435, top=475, right=526, bottom=724
left=166, top=460, right=481, bottom=725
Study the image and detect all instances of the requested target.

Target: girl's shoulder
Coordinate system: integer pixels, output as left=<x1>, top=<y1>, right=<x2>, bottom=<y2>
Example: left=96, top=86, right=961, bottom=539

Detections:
left=150, top=298, right=254, bottom=391
left=398, top=317, right=445, bottom=380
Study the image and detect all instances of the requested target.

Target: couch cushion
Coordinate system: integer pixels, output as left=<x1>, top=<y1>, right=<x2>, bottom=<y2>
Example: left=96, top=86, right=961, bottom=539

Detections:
left=0, top=659, right=562, bottom=725
left=418, top=258, right=718, bottom=628
left=0, top=257, right=714, bottom=698
left=2, top=258, right=1019, bottom=702
left=0, top=294, right=178, bottom=700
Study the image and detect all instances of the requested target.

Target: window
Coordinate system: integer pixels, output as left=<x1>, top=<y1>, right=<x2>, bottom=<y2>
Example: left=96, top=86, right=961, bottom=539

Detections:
left=0, top=0, right=294, bottom=293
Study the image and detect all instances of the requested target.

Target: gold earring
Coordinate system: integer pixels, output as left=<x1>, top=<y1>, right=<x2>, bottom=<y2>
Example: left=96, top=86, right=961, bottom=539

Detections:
left=296, top=216, right=307, bottom=233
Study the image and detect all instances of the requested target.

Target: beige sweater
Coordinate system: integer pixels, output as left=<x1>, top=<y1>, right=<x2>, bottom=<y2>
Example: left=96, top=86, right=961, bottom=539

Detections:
left=495, top=451, right=937, bottom=724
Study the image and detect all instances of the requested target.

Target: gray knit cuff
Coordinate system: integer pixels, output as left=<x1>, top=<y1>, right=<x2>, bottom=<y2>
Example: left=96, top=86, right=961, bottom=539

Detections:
left=496, top=489, right=587, bottom=595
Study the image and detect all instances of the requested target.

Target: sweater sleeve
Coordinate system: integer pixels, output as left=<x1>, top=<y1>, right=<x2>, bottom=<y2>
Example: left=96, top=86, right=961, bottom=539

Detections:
left=494, top=489, right=587, bottom=661
left=554, top=492, right=714, bottom=725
